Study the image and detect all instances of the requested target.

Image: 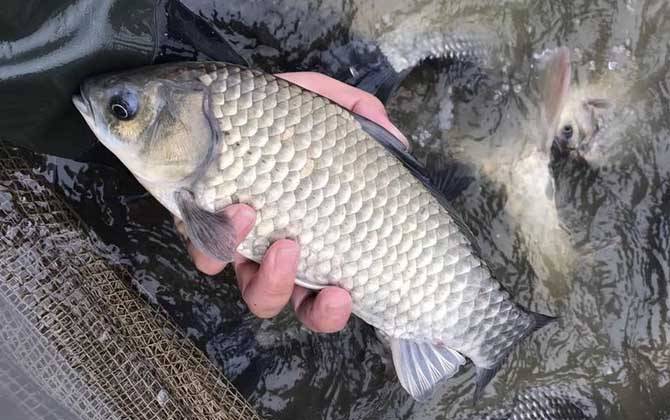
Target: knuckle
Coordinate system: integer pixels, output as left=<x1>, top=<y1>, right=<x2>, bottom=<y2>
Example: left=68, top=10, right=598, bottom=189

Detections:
left=261, top=274, right=293, bottom=299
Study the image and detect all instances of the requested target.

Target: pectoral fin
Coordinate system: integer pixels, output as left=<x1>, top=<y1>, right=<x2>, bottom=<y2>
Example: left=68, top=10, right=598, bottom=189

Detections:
left=545, top=177, right=556, bottom=201
left=175, top=189, right=236, bottom=263
left=390, top=338, right=466, bottom=401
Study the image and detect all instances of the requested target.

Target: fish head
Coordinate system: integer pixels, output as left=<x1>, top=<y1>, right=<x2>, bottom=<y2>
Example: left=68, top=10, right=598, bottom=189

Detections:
left=552, top=95, right=611, bottom=156
left=538, top=48, right=614, bottom=160
left=72, top=64, right=214, bottom=185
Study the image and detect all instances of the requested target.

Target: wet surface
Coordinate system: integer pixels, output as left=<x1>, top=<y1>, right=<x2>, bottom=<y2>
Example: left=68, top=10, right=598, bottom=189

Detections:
left=2, top=0, right=670, bottom=419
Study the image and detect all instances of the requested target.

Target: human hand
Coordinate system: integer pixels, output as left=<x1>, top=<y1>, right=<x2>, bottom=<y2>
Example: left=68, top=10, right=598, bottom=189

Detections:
left=187, top=72, right=408, bottom=333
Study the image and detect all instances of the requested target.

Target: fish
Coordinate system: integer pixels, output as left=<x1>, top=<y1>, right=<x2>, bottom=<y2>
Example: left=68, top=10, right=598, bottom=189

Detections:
left=546, top=47, right=636, bottom=168
left=456, top=385, right=596, bottom=420
left=0, top=142, right=261, bottom=420
left=356, top=29, right=494, bottom=107
left=451, top=46, right=634, bottom=295
left=451, top=48, right=581, bottom=282
left=72, top=61, right=554, bottom=401
left=509, top=45, right=635, bottom=259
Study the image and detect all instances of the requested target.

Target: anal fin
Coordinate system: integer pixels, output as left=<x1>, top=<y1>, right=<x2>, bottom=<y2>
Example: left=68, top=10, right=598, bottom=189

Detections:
left=175, top=188, right=236, bottom=263
left=390, top=338, right=466, bottom=401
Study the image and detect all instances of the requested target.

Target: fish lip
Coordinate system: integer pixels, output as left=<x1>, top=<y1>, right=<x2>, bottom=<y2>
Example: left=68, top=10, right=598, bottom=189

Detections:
left=552, top=135, right=576, bottom=152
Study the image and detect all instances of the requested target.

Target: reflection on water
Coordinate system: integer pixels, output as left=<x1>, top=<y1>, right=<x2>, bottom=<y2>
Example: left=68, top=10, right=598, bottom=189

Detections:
left=5, top=0, right=670, bottom=419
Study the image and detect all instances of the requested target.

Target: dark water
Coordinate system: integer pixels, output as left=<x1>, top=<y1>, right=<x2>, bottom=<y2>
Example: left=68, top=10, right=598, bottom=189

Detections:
left=3, top=0, right=670, bottom=419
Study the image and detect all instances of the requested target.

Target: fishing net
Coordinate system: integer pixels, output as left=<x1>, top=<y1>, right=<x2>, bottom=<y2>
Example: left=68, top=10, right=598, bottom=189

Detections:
left=0, top=141, right=262, bottom=420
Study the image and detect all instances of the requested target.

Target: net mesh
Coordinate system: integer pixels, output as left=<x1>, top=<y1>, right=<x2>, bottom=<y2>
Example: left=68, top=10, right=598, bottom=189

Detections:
left=0, top=142, right=263, bottom=420
left=0, top=353, right=77, bottom=420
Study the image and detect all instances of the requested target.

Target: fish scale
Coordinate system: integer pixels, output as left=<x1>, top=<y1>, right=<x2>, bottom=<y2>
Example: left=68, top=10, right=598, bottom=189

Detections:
left=73, top=61, right=553, bottom=400
left=194, top=64, right=531, bottom=355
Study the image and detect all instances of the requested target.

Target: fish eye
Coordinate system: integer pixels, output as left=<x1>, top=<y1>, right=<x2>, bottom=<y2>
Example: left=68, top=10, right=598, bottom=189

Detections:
left=109, top=93, right=138, bottom=121
left=561, top=124, right=573, bottom=139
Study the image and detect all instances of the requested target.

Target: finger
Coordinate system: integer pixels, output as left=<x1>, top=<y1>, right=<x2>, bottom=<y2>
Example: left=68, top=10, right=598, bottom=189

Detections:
left=237, top=239, right=300, bottom=318
left=232, top=251, right=259, bottom=290
left=276, top=72, right=409, bottom=148
left=188, top=204, right=256, bottom=275
left=291, top=286, right=352, bottom=333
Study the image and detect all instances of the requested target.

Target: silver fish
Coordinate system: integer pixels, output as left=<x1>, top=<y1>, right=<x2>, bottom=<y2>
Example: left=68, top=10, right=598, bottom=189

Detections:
left=457, top=385, right=595, bottom=420
left=72, top=62, right=554, bottom=400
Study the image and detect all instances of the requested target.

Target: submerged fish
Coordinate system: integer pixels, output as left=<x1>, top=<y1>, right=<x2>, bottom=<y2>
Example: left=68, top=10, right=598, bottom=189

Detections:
left=457, top=385, right=596, bottom=420
left=507, top=46, right=634, bottom=269
left=72, top=62, right=554, bottom=400
left=547, top=48, right=636, bottom=167
left=452, top=46, right=635, bottom=292
left=453, top=49, right=582, bottom=281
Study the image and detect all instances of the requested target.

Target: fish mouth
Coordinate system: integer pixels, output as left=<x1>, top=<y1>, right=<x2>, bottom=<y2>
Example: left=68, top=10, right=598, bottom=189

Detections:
left=552, top=134, right=578, bottom=152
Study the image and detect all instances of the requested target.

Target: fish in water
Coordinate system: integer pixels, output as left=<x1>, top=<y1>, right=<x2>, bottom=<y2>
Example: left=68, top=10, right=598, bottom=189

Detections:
left=453, top=48, right=580, bottom=282
left=547, top=47, right=636, bottom=168
left=505, top=46, right=635, bottom=274
left=72, top=62, right=554, bottom=401
left=453, top=46, right=634, bottom=293
left=456, top=385, right=596, bottom=420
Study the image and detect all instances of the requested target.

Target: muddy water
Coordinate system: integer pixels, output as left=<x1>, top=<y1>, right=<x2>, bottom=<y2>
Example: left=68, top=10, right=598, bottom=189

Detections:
left=3, top=0, right=670, bottom=419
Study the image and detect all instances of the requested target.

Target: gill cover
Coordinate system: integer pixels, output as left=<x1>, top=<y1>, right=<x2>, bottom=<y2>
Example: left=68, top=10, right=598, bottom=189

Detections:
left=131, top=79, right=215, bottom=184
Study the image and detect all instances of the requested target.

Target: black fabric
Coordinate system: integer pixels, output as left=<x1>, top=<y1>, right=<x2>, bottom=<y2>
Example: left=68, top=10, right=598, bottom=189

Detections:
left=0, top=0, right=396, bottom=161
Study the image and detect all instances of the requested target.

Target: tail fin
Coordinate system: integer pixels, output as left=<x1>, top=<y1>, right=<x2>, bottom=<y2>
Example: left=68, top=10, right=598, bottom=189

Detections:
left=473, top=311, right=557, bottom=402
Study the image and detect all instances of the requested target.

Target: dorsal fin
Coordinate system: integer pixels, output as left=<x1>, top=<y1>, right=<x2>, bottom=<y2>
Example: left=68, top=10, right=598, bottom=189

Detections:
left=353, top=114, right=474, bottom=202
